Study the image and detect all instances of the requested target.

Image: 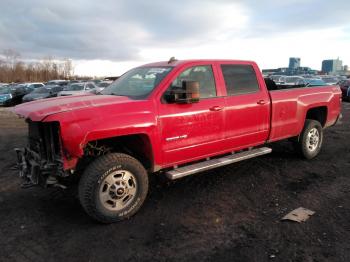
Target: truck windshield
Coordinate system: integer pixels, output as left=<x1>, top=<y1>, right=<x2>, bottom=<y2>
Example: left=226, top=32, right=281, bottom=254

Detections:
left=101, top=67, right=173, bottom=99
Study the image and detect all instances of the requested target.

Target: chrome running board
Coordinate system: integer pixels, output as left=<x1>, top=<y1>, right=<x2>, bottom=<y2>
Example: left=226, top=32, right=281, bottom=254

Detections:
left=165, top=147, right=272, bottom=180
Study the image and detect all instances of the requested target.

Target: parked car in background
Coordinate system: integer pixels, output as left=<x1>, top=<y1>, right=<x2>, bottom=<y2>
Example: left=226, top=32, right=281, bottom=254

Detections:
left=301, top=74, right=321, bottom=79
left=321, top=77, right=339, bottom=86
left=17, top=82, right=46, bottom=95
left=90, top=80, right=113, bottom=94
left=97, top=80, right=113, bottom=88
left=58, top=82, right=97, bottom=96
left=0, top=87, right=13, bottom=106
left=285, top=76, right=305, bottom=85
left=270, top=75, right=286, bottom=84
left=277, top=76, right=306, bottom=88
left=22, top=85, right=63, bottom=102
left=69, top=80, right=81, bottom=84
left=0, top=85, right=31, bottom=106
left=0, top=84, right=9, bottom=93
left=305, top=79, right=327, bottom=87
left=24, top=82, right=45, bottom=89
left=103, top=76, right=119, bottom=81
left=46, top=80, right=69, bottom=86
left=338, top=79, right=350, bottom=101
left=92, top=79, right=102, bottom=85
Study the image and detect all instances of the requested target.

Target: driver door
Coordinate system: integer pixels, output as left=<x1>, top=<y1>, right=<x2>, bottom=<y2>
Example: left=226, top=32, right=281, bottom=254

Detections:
left=158, top=65, right=226, bottom=166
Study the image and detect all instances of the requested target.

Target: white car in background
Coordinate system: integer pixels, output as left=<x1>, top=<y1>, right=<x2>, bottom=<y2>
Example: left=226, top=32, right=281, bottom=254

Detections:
left=25, top=82, right=45, bottom=88
left=58, top=82, right=97, bottom=96
left=23, top=82, right=45, bottom=92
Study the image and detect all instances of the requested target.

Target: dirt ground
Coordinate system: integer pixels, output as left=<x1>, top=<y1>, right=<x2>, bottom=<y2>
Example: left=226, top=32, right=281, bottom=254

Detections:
left=0, top=103, right=349, bottom=262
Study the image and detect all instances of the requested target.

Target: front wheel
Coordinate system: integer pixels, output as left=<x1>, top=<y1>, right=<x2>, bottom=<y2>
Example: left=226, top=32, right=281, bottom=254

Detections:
left=78, top=153, right=149, bottom=223
left=294, top=119, right=323, bottom=159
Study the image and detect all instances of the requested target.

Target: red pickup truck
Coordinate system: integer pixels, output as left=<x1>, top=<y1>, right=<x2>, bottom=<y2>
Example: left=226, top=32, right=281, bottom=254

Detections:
left=14, top=59, right=342, bottom=223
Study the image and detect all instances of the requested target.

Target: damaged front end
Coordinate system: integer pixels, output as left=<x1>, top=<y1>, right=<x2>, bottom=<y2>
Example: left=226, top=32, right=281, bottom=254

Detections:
left=15, top=120, right=66, bottom=188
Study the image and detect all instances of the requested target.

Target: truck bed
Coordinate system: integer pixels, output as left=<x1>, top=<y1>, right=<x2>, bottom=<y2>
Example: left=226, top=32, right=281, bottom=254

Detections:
left=268, top=85, right=341, bottom=142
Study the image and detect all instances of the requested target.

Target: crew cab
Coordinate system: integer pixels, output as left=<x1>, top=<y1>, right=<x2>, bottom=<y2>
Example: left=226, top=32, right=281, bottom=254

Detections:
left=14, top=59, right=342, bottom=223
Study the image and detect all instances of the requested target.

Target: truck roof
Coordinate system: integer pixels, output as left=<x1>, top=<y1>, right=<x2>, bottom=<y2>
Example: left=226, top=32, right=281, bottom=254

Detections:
left=141, top=59, right=256, bottom=67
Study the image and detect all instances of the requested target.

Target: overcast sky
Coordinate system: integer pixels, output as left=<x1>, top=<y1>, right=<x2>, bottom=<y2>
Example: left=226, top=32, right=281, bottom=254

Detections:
left=0, top=0, right=349, bottom=76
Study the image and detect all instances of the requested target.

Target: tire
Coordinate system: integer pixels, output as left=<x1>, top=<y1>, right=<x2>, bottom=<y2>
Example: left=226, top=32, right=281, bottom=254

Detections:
left=293, top=119, right=323, bottom=159
left=78, top=153, right=149, bottom=223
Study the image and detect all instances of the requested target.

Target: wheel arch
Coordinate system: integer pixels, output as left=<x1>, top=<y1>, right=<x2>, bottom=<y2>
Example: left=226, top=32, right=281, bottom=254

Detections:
left=80, top=134, right=155, bottom=172
left=305, top=106, right=328, bottom=127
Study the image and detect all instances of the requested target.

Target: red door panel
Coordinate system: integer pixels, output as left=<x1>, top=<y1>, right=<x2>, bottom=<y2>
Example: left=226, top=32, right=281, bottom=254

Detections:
left=158, top=98, right=225, bottom=166
left=223, top=93, right=270, bottom=149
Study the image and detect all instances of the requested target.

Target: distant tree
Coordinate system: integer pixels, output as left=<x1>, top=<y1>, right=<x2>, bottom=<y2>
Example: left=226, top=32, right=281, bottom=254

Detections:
left=13, top=61, right=26, bottom=82
left=63, top=58, right=74, bottom=79
left=3, top=49, right=20, bottom=69
left=0, top=49, right=76, bottom=83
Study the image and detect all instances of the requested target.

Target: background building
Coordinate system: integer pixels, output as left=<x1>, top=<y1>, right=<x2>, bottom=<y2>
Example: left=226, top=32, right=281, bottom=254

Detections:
left=262, top=57, right=319, bottom=76
left=322, top=58, right=343, bottom=74
left=289, top=57, right=301, bottom=69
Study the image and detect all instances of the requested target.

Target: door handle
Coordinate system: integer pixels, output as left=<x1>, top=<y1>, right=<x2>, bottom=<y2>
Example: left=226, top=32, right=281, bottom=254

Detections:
left=257, top=100, right=266, bottom=105
left=209, top=106, right=223, bottom=111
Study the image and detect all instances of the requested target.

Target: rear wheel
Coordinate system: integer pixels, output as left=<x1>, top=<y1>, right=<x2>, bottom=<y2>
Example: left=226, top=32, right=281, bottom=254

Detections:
left=78, top=153, right=149, bottom=223
left=294, top=119, right=323, bottom=159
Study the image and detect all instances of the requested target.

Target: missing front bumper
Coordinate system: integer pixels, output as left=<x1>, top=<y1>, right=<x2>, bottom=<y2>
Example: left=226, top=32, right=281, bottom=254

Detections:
left=15, top=148, right=40, bottom=185
left=14, top=147, right=63, bottom=187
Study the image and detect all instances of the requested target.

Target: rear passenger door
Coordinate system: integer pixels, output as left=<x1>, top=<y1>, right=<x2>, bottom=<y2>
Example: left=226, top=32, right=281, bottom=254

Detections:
left=219, top=63, right=270, bottom=150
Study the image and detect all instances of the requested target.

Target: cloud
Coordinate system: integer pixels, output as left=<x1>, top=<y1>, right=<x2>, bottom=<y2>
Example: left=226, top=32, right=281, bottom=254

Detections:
left=0, top=0, right=248, bottom=60
left=243, top=0, right=350, bottom=36
left=0, top=0, right=349, bottom=75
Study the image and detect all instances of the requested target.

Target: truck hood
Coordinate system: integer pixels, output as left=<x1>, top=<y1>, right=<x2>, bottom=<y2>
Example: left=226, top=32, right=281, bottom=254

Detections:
left=14, top=94, right=132, bottom=121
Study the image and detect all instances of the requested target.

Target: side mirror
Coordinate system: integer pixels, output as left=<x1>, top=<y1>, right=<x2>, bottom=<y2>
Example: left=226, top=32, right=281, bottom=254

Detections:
left=166, top=81, right=200, bottom=104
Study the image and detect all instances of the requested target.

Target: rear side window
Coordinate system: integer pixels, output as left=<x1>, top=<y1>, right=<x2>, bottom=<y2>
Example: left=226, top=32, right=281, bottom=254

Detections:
left=221, top=65, right=260, bottom=96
